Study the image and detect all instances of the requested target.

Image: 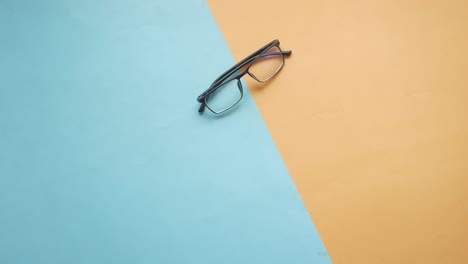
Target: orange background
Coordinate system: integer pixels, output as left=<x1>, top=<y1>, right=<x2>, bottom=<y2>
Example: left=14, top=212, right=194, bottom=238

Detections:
left=208, top=0, right=468, bottom=263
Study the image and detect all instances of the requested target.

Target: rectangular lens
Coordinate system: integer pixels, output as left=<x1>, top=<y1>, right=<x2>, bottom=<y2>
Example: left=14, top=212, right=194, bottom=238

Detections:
left=205, top=79, right=242, bottom=114
left=248, top=46, right=284, bottom=82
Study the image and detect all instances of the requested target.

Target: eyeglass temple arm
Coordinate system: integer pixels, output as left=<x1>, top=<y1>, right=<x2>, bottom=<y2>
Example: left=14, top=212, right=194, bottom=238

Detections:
left=198, top=103, right=206, bottom=113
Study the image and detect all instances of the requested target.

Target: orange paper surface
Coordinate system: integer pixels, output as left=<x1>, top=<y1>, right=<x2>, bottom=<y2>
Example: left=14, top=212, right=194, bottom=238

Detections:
left=208, top=0, right=468, bottom=263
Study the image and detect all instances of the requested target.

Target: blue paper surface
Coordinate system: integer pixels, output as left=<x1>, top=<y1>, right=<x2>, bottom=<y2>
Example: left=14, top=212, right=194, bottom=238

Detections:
left=0, top=1, right=330, bottom=263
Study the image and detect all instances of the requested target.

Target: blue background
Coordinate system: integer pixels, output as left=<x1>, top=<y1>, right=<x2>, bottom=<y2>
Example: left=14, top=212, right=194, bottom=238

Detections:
left=0, top=0, right=330, bottom=263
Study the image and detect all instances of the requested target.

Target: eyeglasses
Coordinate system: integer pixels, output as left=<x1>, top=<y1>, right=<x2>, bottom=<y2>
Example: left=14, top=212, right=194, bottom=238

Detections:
left=197, top=39, right=292, bottom=114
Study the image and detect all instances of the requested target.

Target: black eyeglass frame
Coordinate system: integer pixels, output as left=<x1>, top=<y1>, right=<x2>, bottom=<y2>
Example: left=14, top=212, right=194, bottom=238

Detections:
left=197, top=39, right=292, bottom=114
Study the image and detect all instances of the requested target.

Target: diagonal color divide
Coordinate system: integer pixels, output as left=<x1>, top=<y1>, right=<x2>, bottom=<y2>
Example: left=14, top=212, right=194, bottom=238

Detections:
left=0, top=0, right=330, bottom=263
left=208, top=0, right=468, bottom=263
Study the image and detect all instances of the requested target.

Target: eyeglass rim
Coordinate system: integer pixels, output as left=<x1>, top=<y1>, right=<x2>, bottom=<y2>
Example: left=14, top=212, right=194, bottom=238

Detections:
left=203, top=78, right=244, bottom=114
left=246, top=45, right=285, bottom=83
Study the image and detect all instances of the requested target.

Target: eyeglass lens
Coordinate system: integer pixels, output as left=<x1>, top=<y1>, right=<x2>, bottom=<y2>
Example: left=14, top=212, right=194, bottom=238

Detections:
left=248, top=46, right=284, bottom=82
left=205, top=79, right=242, bottom=113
